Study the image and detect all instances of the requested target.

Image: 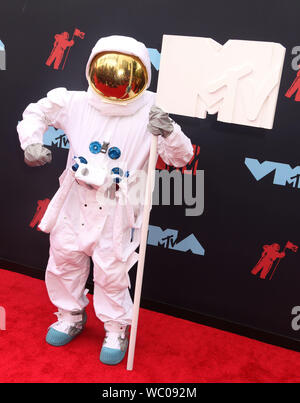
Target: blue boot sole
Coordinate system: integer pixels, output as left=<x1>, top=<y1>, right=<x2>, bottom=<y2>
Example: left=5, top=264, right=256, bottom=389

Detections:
left=46, top=311, right=87, bottom=346
left=46, top=328, right=75, bottom=346
left=100, top=346, right=127, bottom=365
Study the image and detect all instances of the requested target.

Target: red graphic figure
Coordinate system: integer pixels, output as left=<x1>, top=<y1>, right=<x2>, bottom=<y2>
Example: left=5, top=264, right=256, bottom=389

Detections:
left=285, top=69, right=300, bottom=101
left=251, top=241, right=298, bottom=280
left=29, top=199, right=50, bottom=231
left=46, top=28, right=85, bottom=70
left=156, top=154, right=167, bottom=170
left=46, top=32, right=74, bottom=70
left=156, top=144, right=200, bottom=175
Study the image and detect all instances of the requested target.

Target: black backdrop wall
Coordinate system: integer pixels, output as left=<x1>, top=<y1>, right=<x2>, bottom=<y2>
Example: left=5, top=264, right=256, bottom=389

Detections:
left=1, top=0, right=300, bottom=344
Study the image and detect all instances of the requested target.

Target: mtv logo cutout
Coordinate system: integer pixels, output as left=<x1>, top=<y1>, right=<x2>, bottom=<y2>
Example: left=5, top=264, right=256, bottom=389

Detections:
left=147, top=225, right=205, bottom=256
left=156, top=35, right=286, bottom=129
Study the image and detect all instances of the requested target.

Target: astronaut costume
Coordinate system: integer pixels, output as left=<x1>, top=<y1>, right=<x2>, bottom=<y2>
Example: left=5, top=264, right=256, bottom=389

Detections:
left=17, top=35, right=193, bottom=365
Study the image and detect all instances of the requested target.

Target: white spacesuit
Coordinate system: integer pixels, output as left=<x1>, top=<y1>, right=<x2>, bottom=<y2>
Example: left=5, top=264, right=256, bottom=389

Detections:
left=17, top=35, right=193, bottom=365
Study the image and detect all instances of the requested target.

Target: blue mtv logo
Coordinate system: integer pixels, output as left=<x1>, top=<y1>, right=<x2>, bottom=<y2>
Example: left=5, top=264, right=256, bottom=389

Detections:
left=245, top=157, right=300, bottom=188
left=43, top=126, right=69, bottom=149
left=147, top=48, right=161, bottom=71
left=147, top=225, right=205, bottom=256
left=0, top=40, right=5, bottom=70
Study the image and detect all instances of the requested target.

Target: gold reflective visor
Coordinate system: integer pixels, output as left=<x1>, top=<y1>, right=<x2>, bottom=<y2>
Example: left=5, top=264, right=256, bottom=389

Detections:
left=89, top=51, right=148, bottom=102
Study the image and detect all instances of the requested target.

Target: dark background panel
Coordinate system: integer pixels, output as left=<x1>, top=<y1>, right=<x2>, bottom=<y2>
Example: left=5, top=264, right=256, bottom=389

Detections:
left=1, top=0, right=300, bottom=344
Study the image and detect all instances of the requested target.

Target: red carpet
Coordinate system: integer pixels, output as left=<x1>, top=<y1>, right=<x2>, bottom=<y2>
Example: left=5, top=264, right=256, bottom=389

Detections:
left=0, top=268, right=300, bottom=383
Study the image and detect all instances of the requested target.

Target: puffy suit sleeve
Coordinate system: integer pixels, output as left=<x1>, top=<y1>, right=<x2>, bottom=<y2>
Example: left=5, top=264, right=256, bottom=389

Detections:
left=17, top=87, right=70, bottom=150
left=157, top=121, right=194, bottom=168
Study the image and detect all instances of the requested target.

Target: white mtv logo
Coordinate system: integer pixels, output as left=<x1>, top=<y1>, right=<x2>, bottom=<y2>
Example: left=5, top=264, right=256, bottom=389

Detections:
left=157, top=35, right=285, bottom=129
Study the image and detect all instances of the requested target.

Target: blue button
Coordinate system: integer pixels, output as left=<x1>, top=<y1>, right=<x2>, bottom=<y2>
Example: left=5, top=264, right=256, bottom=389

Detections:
left=72, top=163, right=79, bottom=172
left=108, top=147, right=121, bottom=160
left=72, top=156, right=87, bottom=171
left=111, top=167, right=124, bottom=183
left=89, top=141, right=101, bottom=154
left=111, top=167, right=124, bottom=176
left=78, top=156, right=88, bottom=164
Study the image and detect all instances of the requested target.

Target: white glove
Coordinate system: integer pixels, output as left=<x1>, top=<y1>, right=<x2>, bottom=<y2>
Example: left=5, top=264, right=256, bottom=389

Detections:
left=24, top=143, right=52, bottom=167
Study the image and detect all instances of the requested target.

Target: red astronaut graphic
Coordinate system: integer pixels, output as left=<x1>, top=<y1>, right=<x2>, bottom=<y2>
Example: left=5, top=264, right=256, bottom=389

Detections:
left=45, top=28, right=85, bottom=70
left=156, top=143, right=200, bottom=174
left=251, top=241, right=298, bottom=280
left=29, top=199, right=51, bottom=231
left=285, top=68, right=300, bottom=101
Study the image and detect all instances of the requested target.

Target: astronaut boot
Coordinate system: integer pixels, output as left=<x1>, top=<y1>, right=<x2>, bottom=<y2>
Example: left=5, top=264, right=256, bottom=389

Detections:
left=100, top=321, right=129, bottom=365
left=46, top=308, right=87, bottom=347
